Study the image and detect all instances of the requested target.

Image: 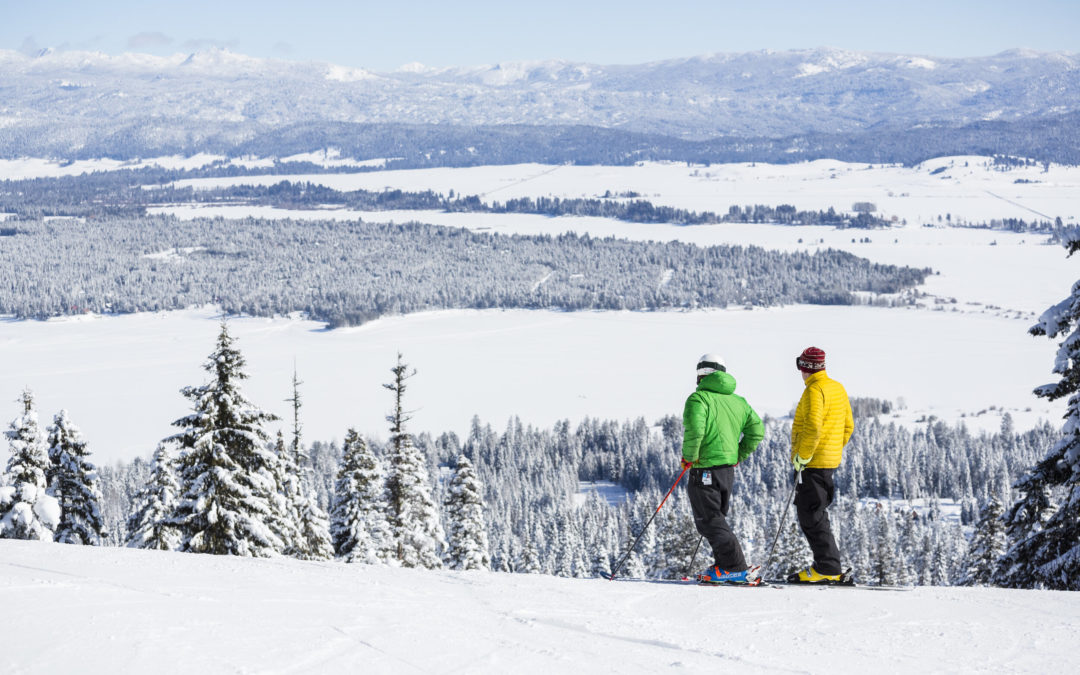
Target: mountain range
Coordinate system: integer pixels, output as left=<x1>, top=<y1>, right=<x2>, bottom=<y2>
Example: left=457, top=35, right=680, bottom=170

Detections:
left=1, top=47, right=1078, bottom=164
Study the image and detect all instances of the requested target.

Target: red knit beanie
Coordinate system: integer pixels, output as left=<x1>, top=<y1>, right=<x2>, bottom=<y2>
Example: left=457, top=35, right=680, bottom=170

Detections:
left=796, top=346, right=826, bottom=373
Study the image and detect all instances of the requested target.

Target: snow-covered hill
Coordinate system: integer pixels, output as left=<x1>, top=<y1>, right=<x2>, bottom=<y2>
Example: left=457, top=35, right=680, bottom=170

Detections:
left=1, top=46, right=1078, bottom=152
left=1, top=539, right=1075, bottom=673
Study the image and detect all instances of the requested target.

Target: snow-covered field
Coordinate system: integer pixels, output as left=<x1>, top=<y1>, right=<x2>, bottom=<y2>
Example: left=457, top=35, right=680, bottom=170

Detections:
left=0, top=304, right=1060, bottom=464
left=1, top=158, right=1077, bottom=462
left=160, top=156, right=1080, bottom=228
left=2, top=539, right=1076, bottom=674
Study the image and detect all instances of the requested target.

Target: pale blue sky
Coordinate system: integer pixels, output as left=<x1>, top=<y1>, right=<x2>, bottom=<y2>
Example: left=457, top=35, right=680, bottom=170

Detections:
left=3, top=0, right=1078, bottom=71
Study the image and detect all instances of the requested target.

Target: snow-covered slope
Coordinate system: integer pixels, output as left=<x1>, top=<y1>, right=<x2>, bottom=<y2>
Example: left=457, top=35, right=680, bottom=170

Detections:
left=1, top=539, right=1075, bottom=673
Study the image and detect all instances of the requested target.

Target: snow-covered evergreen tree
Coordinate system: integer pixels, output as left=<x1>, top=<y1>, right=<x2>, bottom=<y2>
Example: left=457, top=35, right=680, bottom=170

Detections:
left=963, top=495, right=1008, bottom=586
left=46, top=409, right=103, bottom=545
left=617, top=542, right=647, bottom=579
left=994, top=480, right=1057, bottom=587
left=515, top=538, right=539, bottom=573
left=771, top=519, right=811, bottom=579
left=1011, top=238, right=1080, bottom=589
left=168, top=322, right=283, bottom=557
left=384, top=353, right=445, bottom=568
left=0, top=389, right=59, bottom=540
left=873, top=507, right=907, bottom=586
left=329, top=428, right=395, bottom=564
left=125, top=441, right=181, bottom=550
left=267, top=432, right=303, bottom=554
left=279, top=371, right=333, bottom=560
left=444, top=454, right=491, bottom=571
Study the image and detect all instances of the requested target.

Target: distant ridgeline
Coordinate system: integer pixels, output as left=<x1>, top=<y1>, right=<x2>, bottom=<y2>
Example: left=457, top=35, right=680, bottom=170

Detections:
left=2, top=118, right=1079, bottom=167
left=0, top=215, right=929, bottom=327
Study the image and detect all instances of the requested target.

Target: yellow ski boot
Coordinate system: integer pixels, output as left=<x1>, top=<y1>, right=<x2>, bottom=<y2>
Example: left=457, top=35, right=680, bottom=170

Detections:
left=787, top=566, right=843, bottom=584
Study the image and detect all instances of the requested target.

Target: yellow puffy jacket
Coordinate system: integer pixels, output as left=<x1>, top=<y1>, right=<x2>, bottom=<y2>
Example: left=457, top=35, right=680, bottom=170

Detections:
left=791, top=371, right=853, bottom=469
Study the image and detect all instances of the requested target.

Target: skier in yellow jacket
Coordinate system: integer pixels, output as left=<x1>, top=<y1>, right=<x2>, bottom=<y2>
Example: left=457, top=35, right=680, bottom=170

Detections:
left=788, top=346, right=854, bottom=583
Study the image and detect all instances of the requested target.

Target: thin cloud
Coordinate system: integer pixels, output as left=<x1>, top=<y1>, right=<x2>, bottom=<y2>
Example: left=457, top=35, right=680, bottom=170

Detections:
left=128, top=32, right=174, bottom=50
left=19, top=36, right=40, bottom=56
left=271, top=41, right=294, bottom=56
left=180, top=38, right=239, bottom=52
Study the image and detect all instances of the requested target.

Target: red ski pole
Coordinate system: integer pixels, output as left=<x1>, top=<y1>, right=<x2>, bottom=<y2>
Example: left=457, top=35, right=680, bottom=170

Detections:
left=609, top=465, right=690, bottom=581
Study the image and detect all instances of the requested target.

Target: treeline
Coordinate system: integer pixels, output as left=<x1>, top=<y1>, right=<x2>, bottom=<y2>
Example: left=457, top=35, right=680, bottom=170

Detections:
left=5, top=322, right=1057, bottom=587
left=6, top=168, right=1066, bottom=236
left=1, top=171, right=892, bottom=228
left=0, top=215, right=929, bottom=327
left=3, top=115, right=1080, bottom=166
left=88, top=377, right=1055, bottom=586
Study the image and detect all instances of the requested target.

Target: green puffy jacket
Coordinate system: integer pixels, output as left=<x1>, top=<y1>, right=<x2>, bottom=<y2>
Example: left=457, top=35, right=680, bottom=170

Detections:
left=681, top=371, right=764, bottom=467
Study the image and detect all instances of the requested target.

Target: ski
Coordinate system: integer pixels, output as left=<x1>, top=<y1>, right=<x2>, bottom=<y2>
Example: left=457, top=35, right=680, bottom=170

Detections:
left=764, top=581, right=911, bottom=591
left=697, top=579, right=773, bottom=588
left=764, top=579, right=854, bottom=587
left=764, top=572, right=912, bottom=591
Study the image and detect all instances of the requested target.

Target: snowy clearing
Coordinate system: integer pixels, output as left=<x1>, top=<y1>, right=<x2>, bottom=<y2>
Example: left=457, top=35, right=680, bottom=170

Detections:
left=0, top=305, right=1059, bottom=464
left=1, top=539, right=1076, bottom=674
left=0, top=153, right=228, bottom=179
left=162, top=157, right=1080, bottom=227
left=575, top=481, right=630, bottom=507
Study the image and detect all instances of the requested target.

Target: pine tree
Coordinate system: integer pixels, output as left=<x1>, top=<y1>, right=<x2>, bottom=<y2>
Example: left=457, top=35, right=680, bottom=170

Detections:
left=280, top=371, right=333, bottom=560
left=444, top=454, right=491, bottom=571
left=963, top=495, right=1008, bottom=585
left=589, top=537, right=613, bottom=579
left=125, top=441, right=181, bottom=550
left=994, top=479, right=1057, bottom=587
left=618, top=542, right=647, bottom=579
left=329, top=428, right=395, bottom=564
left=46, top=409, right=104, bottom=545
left=873, top=507, right=906, bottom=586
left=0, top=389, right=59, bottom=540
left=772, top=519, right=811, bottom=578
left=518, top=536, right=542, bottom=574
left=1012, top=241, right=1080, bottom=589
left=850, top=510, right=874, bottom=582
left=265, top=431, right=303, bottom=553
left=383, top=353, right=446, bottom=568
left=168, top=322, right=283, bottom=557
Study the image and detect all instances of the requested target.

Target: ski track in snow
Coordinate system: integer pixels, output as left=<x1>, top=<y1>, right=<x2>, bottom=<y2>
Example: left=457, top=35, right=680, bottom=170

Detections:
left=2, top=540, right=1077, bottom=674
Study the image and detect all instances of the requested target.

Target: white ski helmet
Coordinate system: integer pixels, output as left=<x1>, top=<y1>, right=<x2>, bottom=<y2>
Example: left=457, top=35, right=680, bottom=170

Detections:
left=696, top=353, right=727, bottom=377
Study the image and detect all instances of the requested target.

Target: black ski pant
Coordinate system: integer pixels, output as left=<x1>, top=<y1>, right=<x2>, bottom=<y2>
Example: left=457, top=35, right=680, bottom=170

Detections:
left=687, top=466, right=747, bottom=572
left=794, top=468, right=842, bottom=575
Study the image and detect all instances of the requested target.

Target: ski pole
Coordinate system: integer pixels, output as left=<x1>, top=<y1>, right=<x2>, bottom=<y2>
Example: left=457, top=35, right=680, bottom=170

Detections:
left=609, top=465, right=690, bottom=581
left=686, top=535, right=704, bottom=577
left=761, top=468, right=803, bottom=578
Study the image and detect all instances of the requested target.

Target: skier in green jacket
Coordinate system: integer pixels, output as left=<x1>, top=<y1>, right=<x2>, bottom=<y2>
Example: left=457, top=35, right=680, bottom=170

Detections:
left=681, top=353, right=765, bottom=584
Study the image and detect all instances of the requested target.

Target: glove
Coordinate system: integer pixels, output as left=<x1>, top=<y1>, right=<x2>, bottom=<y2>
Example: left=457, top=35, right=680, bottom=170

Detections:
left=792, top=453, right=811, bottom=471
left=680, top=458, right=694, bottom=470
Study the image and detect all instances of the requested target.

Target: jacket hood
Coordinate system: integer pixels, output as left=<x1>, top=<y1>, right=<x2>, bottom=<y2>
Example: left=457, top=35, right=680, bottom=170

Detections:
left=697, top=370, right=736, bottom=395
